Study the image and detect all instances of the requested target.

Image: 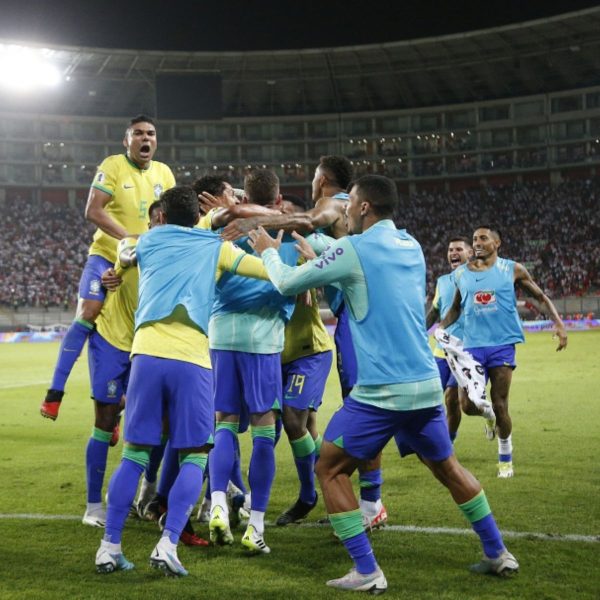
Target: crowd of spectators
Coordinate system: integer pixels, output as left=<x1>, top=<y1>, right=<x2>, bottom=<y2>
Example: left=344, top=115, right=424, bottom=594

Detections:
left=0, top=178, right=598, bottom=310
left=401, top=178, right=600, bottom=300
left=0, top=201, right=92, bottom=310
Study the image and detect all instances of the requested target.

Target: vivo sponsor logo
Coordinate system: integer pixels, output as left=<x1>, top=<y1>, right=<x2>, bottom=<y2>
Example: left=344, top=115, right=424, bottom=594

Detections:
left=314, top=247, right=344, bottom=269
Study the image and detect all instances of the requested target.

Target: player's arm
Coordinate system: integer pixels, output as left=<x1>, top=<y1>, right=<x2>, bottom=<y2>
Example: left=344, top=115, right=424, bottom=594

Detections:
left=248, top=226, right=354, bottom=295
left=215, top=241, right=270, bottom=282
left=438, top=288, right=462, bottom=330
left=84, top=187, right=129, bottom=240
left=514, top=262, right=567, bottom=351
left=221, top=196, right=342, bottom=241
left=210, top=202, right=282, bottom=230
left=426, top=284, right=441, bottom=329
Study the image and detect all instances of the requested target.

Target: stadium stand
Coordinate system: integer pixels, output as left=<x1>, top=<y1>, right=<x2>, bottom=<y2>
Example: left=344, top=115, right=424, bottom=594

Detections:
left=0, top=180, right=597, bottom=310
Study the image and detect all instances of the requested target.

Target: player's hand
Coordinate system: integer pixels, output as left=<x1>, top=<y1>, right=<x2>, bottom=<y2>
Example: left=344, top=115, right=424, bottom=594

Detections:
left=291, top=231, right=317, bottom=260
left=222, top=218, right=257, bottom=242
left=298, top=290, right=312, bottom=307
left=199, top=191, right=227, bottom=214
left=101, top=268, right=122, bottom=291
left=247, top=227, right=283, bottom=255
left=554, top=327, right=568, bottom=351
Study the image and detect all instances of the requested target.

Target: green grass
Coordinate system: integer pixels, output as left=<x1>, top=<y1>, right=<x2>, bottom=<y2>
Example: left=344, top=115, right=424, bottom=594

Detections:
left=0, top=332, right=599, bottom=599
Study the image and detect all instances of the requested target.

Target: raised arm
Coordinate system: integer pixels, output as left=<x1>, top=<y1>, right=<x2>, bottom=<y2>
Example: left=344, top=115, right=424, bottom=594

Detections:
left=438, top=288, right=462, bottom=330
left=514, top=263, right=567, bottom=351
left=221, top=196, right=344, bottom=241
left=209, top=200, right=281, bottom=230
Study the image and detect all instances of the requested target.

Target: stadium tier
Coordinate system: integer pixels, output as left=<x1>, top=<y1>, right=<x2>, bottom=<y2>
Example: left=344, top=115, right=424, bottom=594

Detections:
left=1, top=179, right=598, bottom=311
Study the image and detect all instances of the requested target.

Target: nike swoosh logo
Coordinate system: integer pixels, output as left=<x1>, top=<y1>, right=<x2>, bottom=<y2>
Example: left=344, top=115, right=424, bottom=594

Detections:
left=123, top=184, right=134, bottom=189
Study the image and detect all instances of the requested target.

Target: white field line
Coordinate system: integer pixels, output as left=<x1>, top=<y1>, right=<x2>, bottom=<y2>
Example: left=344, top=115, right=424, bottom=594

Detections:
left=0, top=380, right=47, bottom=389
left=0, top=513, right=597, bottom=543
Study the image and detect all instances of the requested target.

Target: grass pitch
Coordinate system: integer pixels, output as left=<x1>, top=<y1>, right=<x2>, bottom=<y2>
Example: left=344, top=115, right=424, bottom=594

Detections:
left=0, top=332, right=599, bottom=599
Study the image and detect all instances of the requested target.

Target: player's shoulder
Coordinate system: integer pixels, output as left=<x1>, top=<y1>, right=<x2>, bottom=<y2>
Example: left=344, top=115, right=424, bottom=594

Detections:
left=99, top=154, right=125, bottom=169
left=150, top=159, right=175, bottom=177
left=453, top=263, right=468, bottom=280
left=495, top=256, right=516, bottom=272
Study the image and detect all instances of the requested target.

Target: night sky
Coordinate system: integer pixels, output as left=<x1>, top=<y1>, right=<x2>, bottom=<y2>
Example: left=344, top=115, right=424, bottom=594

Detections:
left=0, top=0, right=598, bottom=51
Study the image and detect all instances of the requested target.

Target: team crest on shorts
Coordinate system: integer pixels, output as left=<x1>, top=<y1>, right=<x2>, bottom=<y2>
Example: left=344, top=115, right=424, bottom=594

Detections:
left=90, top=279, right=102, bottom=295
left=153, top=184, right=163, bottom=198
left=107, top=380, right=117, bottom=398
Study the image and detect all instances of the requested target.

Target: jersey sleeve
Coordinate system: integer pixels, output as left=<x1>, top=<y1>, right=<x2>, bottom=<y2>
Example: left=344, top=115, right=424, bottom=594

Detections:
left=304, top=232, right=336, bottom=255
left=262, top=237, right=357, bottom=295
left=92, top=156, right=119, bottom=196
left=215, top=241, right=269, bottom=281
left=163, top=165, right=176, bottom=190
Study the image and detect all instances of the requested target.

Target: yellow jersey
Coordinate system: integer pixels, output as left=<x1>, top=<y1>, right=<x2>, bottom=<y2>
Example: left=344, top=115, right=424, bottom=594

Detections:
left=89, top=154, right=175, bottom=263
left=95, top=251, right=139, bottom=352
left=131, top=241, right=268, bottom=368
left=282, top=288, right=334, bottom=364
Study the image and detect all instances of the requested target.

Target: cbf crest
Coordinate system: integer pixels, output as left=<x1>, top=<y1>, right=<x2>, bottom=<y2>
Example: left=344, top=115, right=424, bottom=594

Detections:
left=153, top=184, right=163, bottom=199
left=107, top=380, right=118, bottom=398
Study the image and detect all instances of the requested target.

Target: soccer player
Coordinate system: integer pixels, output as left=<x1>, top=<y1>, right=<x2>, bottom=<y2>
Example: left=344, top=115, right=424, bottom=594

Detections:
left=207, top=169, right=300, bottom=554
left=82, top=203, right=160, bottom=527
left=277, top=194, right=334, bottom=526
left=439, top=226, right=568, bottom=478
left=94, top=185, right=270, bottom=576
left=192, top=175, right=239, bottom=212
left=222, top=156, right=386, bottom=528
left=249, top=175, right=519, bottom=594
left=41, top=115, right=175, bottom=421
left=426, top=237, right=473, bottom=441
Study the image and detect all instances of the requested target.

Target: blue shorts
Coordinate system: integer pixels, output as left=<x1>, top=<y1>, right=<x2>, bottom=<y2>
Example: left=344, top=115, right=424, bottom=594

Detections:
left=87, top=331, right=130, bottom=404
left=324, top=396, right=453, bottom=462
left=211, top=350, right=282, bottom=415
left=334, top=305, right=357, bottom=393
left=125, top=355, right=214, bottom=449
left=435, top=357, right=457, bottom=389
left=79, top=255, right=113, bottom=301
left=282, top=351, right=333, bottom=412
left=467, top=344, right=517, bottom=379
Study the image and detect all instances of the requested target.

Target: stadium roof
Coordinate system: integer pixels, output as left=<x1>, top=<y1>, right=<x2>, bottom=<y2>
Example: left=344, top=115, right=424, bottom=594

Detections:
left=1, top=7, right=600, bottom=119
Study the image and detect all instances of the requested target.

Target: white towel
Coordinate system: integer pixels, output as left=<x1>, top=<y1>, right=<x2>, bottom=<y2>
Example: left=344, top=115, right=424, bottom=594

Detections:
left=434, top=328, right=495, bottom=419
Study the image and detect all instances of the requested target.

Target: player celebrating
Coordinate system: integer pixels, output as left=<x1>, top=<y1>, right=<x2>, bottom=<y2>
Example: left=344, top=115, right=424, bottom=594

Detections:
left=40, top=115, right=175, bottom=421
left=249, top=176, right=519, bottom=594
left=207, top=170, right=299, bottom=554
left=94, top=186, right=269, bottom=576
left=222, top=156, right=386, bottom=528
left=439, top=226, right=567, bottom=478
left=426, top=237, right=473, bottom=441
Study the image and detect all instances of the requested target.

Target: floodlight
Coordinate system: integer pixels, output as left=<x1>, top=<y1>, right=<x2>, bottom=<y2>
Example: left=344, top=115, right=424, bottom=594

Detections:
left=0, top=45, right=61, bottom=92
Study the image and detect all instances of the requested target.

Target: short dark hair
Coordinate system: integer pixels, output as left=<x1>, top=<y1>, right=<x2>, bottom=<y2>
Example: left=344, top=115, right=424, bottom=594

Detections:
left=160, top=186, right=198, bottom=227
left=192, top=175, right=228, bottom=198
left=129, top=114, right=156, bottom=128
left=244, top=169, right=279, bottom=206
left=449, top=236, right=471, bottom=246
left=282, top=193, right=309, bottom=211
left=474, top=225, right=502, bottom=240
left=319, top=155, right=353, bottom=189
left=148, top=199, right=164, bottom=218
left=350, top=175, right=398, bottom=217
